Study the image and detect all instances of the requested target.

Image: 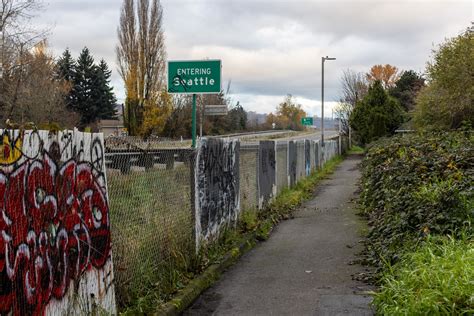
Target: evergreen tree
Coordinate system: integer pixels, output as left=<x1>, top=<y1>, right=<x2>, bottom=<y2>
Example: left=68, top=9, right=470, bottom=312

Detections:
left=56, top=49, right=75, bottom=81
left=56, top=49, right=76, bottom=109
left=389, top=70, right=425, bottom=111
left=93, top=59, right=117, bottom=119
left=69, top=48, right=118, bottom=127
left=227, top=102, right=247, bottom=131
left=72, top=47, right=97, bottom=126
left=350, top=80, right=404, bottom=144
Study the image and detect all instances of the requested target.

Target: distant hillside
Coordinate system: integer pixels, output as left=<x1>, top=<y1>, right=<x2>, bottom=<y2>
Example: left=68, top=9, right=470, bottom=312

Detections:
left=247, top=111, right=268, bottom=127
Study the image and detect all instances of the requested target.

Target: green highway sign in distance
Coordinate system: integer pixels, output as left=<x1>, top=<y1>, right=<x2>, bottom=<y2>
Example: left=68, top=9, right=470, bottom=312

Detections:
left=301, top=117, right=313, bottom=125
left=168, top=60, right=221, bottom=94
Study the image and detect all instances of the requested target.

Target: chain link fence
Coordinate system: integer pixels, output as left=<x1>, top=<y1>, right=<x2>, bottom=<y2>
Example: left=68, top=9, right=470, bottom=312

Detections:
left=105, top=139, right=195, bottom=306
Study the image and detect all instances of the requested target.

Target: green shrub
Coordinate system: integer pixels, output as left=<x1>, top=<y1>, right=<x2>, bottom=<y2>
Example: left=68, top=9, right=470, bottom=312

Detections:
left=414, top=29, right=473, bottom=130
left=373, top=235, right=474, bottom=315
left=359, top=132, right=473, bottom=267
left=350, top=80, right=405, bottom=145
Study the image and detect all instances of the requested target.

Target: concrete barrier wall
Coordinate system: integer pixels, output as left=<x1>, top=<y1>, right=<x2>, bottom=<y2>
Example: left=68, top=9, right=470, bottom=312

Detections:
left=193, top=135, right=349, bottom=251
left=0, top=129, right=116, bottom=315
left=275, top=142, right=288, bottom=194
left=322, top=140, right=338, bottom=164
left=288, top=141, right=297, bottom=187
left=258, top=141, right=276, bottom=209
left=296, top=141, right=305, bottom=182
left=239, top=144, right=259, bottom=212
left=195, top=138, right=240, bottom=247
left=305, top=140, right=311, bottom=176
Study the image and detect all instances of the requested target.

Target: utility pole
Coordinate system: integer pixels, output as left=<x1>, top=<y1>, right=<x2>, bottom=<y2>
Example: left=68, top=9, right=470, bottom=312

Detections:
left=321, top=56, right=336, bottom=146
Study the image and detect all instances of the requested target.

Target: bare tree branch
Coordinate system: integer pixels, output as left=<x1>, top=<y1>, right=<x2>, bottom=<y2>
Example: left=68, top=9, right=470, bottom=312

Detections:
left=335, top=69, right=368, bottom=135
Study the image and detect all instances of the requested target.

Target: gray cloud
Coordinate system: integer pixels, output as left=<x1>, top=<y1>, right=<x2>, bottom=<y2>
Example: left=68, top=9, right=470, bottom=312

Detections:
left=33, top=0, right=472, bottom=115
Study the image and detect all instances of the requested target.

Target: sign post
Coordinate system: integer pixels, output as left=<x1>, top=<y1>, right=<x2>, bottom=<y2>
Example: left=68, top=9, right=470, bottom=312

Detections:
left=167, top=60, right=222, bottom=147
left=192, top=94, right=197, bottom=147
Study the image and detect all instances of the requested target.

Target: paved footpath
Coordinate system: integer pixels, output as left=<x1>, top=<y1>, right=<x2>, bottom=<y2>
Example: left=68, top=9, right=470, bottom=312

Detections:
left=184, top=155, right=374, bottom=316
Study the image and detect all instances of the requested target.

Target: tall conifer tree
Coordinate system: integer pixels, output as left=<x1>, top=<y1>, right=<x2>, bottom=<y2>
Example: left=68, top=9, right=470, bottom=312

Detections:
left=72, top=47, right=96, bottom=126
left=93, top=59, right=117, bottom=119
left=56, top=49, right=76, bottom=109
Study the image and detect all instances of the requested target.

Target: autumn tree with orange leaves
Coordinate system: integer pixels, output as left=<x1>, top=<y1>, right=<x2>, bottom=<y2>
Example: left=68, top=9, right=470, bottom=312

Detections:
left=366, top=64, right=401, bottom=89
left=266, top=95, right=307, bottom=131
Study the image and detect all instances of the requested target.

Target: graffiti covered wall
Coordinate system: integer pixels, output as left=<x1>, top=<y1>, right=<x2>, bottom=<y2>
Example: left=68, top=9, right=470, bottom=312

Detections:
left=195, top=138, right=240, bottom=247
left=258, top=141, right=276, bottom=208
left=305, top=140, right=311, bottom=176
left=288, top=141, right=297, bottom=187
left=0, top=129, right=115, bottom=315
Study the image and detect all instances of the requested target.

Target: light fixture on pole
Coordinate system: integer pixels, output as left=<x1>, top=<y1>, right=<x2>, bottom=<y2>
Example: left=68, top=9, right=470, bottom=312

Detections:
left=321, top=56, right=336, bottom=146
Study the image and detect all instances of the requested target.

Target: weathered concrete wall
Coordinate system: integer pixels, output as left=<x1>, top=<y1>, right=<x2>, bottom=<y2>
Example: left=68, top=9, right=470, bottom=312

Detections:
left=258, top=141, right=276, bottom=209
left=322, top=140, right=338, bottom=164
left=0, top=129, right=116, bottom=315
left=288, top=141, right=297, bottom=187
left=305, top=140, right=311, bottom=176
left=296, top=141, right=305, bottom=182
left=275, top=142, right=288, bottom=194
left=195, top=138, right=240, bottom=246
left=239, top=145, right=258, bottom=212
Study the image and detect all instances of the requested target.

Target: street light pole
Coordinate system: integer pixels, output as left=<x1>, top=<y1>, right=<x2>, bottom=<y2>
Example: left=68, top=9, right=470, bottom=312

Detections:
left=321, top=56, right=336, bottom=146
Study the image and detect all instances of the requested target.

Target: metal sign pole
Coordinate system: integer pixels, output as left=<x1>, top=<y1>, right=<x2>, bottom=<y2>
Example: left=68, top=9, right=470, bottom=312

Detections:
left=192, top=93, right=197, bottom=148
left=321, top=57, right=325, bottom=146
left=200, top=103, right=205, bottom=138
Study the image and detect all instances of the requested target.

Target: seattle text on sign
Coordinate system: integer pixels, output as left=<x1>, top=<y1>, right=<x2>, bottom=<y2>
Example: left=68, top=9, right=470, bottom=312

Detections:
left=168, top=60, right=221, bottom=94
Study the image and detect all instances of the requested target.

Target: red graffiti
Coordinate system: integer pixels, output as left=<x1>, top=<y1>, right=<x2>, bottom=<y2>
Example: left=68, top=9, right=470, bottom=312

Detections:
left=0, top=153, right=111, bottom=315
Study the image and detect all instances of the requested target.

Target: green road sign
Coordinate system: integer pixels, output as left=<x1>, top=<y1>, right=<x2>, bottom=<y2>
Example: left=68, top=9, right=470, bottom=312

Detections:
left=301, top=117, right=313, bottom=125
left=168, top=60, right=221, bottom=94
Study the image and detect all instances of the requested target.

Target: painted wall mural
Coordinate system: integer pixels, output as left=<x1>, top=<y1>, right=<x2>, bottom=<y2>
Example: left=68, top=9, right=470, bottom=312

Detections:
left=195, top=138, right=240, bottom=247
left=258, top=141, right=276, bottom=209
left=0, top=129, right=115, bottom=315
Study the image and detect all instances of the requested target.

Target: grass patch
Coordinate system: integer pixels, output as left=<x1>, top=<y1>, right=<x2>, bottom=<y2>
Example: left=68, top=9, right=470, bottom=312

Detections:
left=347, top=145, right=365, bottom=154
left=107, top=166, right=196, bottom=313
left=373, top=234, right=474, bottom=315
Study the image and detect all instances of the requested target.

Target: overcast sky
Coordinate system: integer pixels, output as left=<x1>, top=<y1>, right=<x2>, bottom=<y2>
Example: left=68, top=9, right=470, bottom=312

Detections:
left=34, top=0, right=472, bottom=117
